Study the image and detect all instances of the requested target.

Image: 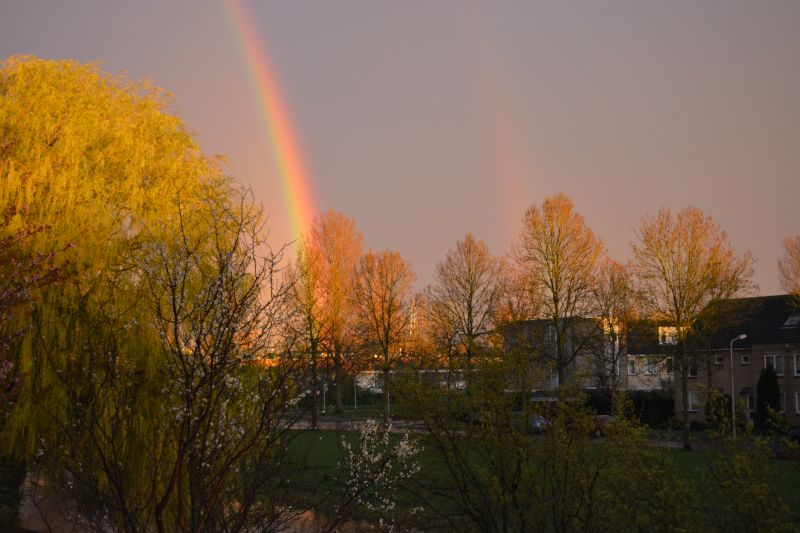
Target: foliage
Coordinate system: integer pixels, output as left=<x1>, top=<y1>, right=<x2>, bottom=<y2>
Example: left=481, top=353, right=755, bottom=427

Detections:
left=0, top=220, right=68, bottom=419
left=779, top=235, right=800, bottom=304
left=291, top=210, right=363, bottom=424
left=621, top=390, right=675, bottom=427
left=513, top=193, right=604, bottom=385
left=396, top=363, right=690, bottom=532
left=291, top=226, right=328, bottom=428
left=329, top=419, right=421, bottom=531
left=353, top=250, right=416, bottom=421
left=704, top=388, right=748, bottom=437
left=0, top=55, right=231, bottom=456
left=428, top=233, right=506, bottom=368
left=0, top=56, right=312, bottom=532
left=631, top=206, right=754, bottom=449
left=700, top=437, right=795, bottom=533
left=590, top=259, right=636, bottom=392
left=755, top=365, right=781, bottom=430
left=28, top=190, right=305, bottom=532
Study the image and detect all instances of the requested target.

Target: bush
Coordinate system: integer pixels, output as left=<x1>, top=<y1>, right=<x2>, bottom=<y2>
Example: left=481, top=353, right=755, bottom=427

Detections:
left=756, top=366, right=781, bottom=430
left=628, top=390, right=675, bottom=426
left=705, top=388, right=749, bottom=436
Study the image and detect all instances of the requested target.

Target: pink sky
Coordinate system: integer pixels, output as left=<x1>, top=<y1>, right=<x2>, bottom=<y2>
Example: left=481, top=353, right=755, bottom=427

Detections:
left=2, top=1, right=798, bottom=294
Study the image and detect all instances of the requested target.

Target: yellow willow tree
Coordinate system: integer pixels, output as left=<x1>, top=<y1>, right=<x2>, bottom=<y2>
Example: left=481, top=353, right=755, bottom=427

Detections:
left=353, top=250, right=415, bottom=421
left=429, top=233, right=506, bottom=371
left=631, top=207, right=754, bottom=450
left=513, top=193, right=604, bottom=387
left=778, top=235, right=800, bottom=302
left=0, top=56, right=227, bottom=451
left=0, top=56, right=307, bottom=531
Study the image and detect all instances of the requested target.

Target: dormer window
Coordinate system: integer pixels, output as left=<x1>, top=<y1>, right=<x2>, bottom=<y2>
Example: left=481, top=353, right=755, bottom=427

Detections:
left=782, top=314, right=800, bottom=328
left=658, top=326, right=678, bottom=346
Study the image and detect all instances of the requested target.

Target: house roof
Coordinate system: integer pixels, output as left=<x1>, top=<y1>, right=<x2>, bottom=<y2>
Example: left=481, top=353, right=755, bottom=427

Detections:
left=626, top=319, right=675, bottom=355
left=695, top=295, right=800, bottom=350
left=626, top=295, right=800, bottom=354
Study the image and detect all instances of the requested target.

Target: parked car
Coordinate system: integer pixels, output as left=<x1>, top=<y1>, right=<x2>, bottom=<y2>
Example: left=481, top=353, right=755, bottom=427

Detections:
left=530, top=414, right=551, bottom=434
left=594, top=414, right=616, bottom=437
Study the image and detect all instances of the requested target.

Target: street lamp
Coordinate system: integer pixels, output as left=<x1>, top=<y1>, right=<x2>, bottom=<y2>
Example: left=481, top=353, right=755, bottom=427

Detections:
left=729, top=334, right=747, bottom=438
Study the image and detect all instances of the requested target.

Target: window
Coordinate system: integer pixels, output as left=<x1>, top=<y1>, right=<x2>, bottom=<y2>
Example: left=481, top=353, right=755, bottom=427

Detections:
left=796, top=392, right=800, bottom=415
left=741, top=353, right=750, bottom=365
left=747, top=393, right=755, bottom=412
left=765, top=353, right=784, bottom=376
left=546, top=324, right=556, bottom=344
left=688, top=390, right=699, bottom=412
left=688, top=361, right=698, bottom=378
left=658, top=326, right=679, bottom=346
left=779, top=392, right=786, bottom=414
left=628, top=360, right=636, bottom=376
left=645, top=358, right=658, bottom=375
left=795, top=354, right=800, bottom=377
left=714, top=354, right=724, bottom=366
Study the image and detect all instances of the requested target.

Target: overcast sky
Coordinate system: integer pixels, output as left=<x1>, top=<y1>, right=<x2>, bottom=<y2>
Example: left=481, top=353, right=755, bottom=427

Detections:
left=2, top=1, right=799, bottom=294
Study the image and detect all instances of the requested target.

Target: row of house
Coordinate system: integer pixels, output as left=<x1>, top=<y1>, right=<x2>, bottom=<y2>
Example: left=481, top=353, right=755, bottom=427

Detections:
left=505, top=294, right=800, bottom=426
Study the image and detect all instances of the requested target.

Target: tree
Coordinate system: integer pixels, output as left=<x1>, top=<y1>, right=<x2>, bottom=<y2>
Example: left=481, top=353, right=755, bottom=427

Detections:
left=0, top=221, right=68, bottom=413
left=778, top=235, right=800, bottom=302
left=0, top=220, right=68, bottom=529
left=631, top=207, right=754, bottom=449
left=428, top=233, right=505, bottom=371
left=513, top=193, right=604, bottom=386
left=701, top=436, right=794, bottom=532
left=755, top=365, right=781, bottom=430
left=312, top=211, right=363, bottom=413
left=32, top=191, right=306, bottom=532
left=0, top=56, right=229, bottom=456
left=0, top=57, right=309, bottom=530
left=353, top=250, right=415, bottom=421
left=291, top=211, right=363, bottom=422
left=590, top=259, right=637, bottom=394
left=291, top=234, right=327, bottom=429
left=395, top=370, right=690, bottom=532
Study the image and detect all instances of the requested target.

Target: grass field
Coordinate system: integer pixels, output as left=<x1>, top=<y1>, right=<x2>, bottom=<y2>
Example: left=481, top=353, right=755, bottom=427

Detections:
left=289, top=428, right=800, bottom=526
left=3, top=428, right=798, bottom=530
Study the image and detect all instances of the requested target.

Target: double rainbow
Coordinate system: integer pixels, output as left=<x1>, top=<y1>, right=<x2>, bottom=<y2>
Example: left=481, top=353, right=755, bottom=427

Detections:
left=224, top=0, right=316, bottom=239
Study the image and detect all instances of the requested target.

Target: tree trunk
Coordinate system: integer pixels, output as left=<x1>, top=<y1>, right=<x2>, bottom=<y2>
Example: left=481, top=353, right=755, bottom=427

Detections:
left=310, top=348, right=319, bottom=430
left=383, top=361, right=391, bottom=423
left=334, top=361, right=344, bottom=413
left=680, top=342, right=692, bottom=450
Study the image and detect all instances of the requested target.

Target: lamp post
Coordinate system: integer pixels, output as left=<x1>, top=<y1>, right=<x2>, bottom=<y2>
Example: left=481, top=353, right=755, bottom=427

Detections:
left=729, top=334, right=747, bottom=438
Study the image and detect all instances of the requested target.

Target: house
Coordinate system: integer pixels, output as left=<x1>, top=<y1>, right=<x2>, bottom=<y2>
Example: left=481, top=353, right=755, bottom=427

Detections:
left=624, top=320, right=675, bottom=393
left=674, top=295, right=800, bottom=424
left=502, top=317, right=612, bottom=391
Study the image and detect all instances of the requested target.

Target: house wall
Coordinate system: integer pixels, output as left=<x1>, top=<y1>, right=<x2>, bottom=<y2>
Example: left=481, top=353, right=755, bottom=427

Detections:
left=625, top=354, right=674, bottom=392
left=674, top=343, right=800, bottom=425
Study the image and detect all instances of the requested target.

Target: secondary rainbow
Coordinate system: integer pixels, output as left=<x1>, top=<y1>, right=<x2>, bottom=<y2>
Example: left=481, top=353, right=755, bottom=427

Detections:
left=224, top=0, right=316, bottom=239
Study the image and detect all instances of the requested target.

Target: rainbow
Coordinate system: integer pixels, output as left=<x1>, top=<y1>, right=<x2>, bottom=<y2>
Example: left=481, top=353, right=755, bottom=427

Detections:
left=224, top=0, right=316, bottom=239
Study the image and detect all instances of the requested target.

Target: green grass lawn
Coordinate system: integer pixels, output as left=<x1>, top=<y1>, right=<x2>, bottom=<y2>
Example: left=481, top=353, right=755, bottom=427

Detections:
left=288, top=428, right=800, bottom=526
left=666, top=446, right=800, bottom=522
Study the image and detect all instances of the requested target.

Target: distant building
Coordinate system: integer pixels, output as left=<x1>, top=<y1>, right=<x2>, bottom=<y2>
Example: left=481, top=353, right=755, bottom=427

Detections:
left=502, top=317, right=606, bottom=390
left=501, top=296, right=800, bottom=429
left=625, top=320, right=676, bottom=393
left=674, top=295, right=800, bottom=424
